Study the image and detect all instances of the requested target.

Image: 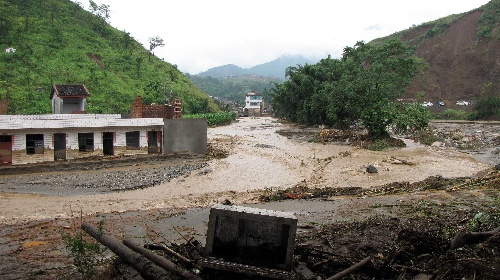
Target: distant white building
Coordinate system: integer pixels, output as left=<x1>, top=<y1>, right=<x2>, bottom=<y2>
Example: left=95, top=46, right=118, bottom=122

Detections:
left=244, top=92, right=264, bottom=114
left=5, top=47, right=16, bottom=53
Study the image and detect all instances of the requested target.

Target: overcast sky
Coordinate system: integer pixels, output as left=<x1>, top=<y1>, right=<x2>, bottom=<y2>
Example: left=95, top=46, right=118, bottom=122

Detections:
left=80, top=0, right=490, bottom=74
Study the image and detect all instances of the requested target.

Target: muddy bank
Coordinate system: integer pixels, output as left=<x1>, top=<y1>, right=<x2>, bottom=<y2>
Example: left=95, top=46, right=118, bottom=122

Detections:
left=0, top=161, right=208, bottom=196
left=0, top=117, right=499, bottom=279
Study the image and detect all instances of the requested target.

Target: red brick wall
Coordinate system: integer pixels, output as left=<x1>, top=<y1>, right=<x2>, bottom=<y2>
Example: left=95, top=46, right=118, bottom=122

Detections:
left=130, top=96, right=182, bottom=119
left=171, top=99, right=182, bottom=119
left=142, top=105, right=167, bottom=118
left=130, top=96, right=143, bottom=118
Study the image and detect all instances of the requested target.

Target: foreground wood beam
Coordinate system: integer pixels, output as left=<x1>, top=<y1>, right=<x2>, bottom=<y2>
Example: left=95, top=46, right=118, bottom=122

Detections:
left=82, top=222, right=173, bottom=280
left=124, top=239, right=202, bottom=280
left=450, top=226, right=500, bottom=250
left=326, top=256, right=372, bottom=280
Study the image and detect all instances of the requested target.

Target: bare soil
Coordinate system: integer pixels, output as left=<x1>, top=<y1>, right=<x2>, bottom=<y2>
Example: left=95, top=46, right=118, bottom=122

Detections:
left=403, top=9, right=500, bottom=105
left=0, top=117, right=499, bottom=280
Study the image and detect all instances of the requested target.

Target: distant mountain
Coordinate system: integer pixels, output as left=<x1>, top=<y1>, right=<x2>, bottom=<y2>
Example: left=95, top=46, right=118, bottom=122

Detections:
left=197, top=55, right=317, bottom=80
left=197, top=64, right=247, bottom=78
left=197, top=0, right=499, bottom=114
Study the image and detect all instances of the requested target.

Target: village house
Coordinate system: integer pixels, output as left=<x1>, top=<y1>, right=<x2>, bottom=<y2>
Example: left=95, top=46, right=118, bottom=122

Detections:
left=4, top=47, right=16, bottom=53
left=51, top=84, right=90, bottom=114
left=0, top=114, right=164, bottom=165
left=243, top=92, right=264, bottom=115
left=0, top=85, right=206, bottom=165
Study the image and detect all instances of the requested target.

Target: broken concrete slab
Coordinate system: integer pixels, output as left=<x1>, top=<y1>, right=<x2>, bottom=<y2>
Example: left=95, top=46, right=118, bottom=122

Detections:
left=204, top=204, right=297, bottom=271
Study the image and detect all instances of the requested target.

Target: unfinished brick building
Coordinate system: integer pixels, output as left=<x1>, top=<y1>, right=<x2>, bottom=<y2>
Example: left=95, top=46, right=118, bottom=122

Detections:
left=130, top=96, right=182, bottom=119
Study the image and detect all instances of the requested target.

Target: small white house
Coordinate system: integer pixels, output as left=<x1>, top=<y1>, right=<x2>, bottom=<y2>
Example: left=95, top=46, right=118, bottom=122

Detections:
left=244, top=92, right=264, bottom=114
left=51, top=84, right=90, bottom=114
left=5, top=47, right=16, bottom=53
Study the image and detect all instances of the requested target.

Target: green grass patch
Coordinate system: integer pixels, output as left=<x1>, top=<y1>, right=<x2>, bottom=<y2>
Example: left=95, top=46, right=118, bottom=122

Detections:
left=431, top=109, right=471, bottom=120
left=184, top=112, right=236, bottom=127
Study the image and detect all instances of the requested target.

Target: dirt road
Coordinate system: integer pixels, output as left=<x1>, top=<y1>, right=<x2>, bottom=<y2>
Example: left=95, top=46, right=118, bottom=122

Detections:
left=0, top=117, right=498, bottom=279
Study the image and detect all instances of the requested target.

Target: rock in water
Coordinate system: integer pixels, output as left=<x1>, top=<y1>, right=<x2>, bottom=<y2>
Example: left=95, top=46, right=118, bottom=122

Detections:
left=366, top=165, right=378, bottom=173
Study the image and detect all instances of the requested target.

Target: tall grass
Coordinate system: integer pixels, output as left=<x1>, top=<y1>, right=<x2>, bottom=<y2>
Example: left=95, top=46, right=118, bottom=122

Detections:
left=431, top=109, right=471, bottom=120
left=184, top=112, right=236, bottom=127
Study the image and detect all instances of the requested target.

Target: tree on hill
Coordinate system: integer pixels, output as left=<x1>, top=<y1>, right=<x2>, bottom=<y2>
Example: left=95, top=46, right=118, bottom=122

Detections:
left=148, top=35, right=164, bottom=61
left=270, top=39, right=430, bottom=139
left=87, top=0, right=111, bottom=35
left=88, top=0, right=110, bottom=22
left=0, top=0, right=17, bottom=44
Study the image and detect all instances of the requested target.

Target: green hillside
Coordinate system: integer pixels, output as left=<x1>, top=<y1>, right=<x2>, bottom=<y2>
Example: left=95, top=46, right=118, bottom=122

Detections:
left=0, top=0, right=218, bottom=115
left=367, top=0, right=499, bottom=120
left=370, top=0, right=499, bottom=46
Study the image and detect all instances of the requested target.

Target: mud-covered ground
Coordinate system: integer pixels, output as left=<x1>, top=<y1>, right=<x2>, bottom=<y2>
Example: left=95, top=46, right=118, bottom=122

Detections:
left=0, top=155, right=209, bottom=196
left=0, top=118, right=499, bottom=280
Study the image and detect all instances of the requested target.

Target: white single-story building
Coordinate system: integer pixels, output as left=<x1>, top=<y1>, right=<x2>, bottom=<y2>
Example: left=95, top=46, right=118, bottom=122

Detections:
left=0, top=114, right=164, bottom=165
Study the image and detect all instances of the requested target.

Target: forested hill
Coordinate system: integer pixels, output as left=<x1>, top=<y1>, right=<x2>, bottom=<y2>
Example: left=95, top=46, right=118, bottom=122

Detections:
left=0, top=0, right=218, bottom=115
left=189, top=56, right=315, bottom=105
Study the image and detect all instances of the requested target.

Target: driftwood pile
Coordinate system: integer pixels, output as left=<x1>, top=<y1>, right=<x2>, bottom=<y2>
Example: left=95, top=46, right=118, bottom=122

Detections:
left=295, top=218, right=500, bottom=280
left=81, top=221, right=376, bottom=280
left=82, top=218, right=500, bottom=280
left=82, top=222, right=201, bottom=280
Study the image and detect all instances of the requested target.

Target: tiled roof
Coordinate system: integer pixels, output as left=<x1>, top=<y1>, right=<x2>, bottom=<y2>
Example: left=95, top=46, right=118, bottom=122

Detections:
left=50, top=84, right=90, bottom=99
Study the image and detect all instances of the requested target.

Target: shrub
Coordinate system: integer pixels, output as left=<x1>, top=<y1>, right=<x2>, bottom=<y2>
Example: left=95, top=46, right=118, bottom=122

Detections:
left=368, top=139, right=389, bottom=151
left=60, top=219, right=107, bottom=279
left=432, top=109, right=470, bottom=120
left=184, top=112, right=236, bottom=127
left=392, top=103, right=431, bottom=134
left=416, top=129, right=438, bottom=146
left=472, top=96, right=500, bottom=120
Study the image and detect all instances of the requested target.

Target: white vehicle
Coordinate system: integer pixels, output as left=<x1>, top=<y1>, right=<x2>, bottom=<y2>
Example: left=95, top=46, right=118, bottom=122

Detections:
left=421, top=102, right=433, bottom=107
left=455, top=101, right=470, bottom=106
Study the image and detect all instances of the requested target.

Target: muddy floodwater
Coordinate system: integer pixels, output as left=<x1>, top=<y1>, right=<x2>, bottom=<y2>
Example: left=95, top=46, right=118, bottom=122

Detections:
left=0, top=117, right=499, bottom=279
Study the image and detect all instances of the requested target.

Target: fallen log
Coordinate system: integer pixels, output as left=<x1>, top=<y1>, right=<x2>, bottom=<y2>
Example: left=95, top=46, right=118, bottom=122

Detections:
left=124, top=239, right=202, bottom=280
left=450, top=226, right=500, bottom=250
left=325, top=256, right=372, bottom=280
left=81, top=222, right=173, bottom=280
left=144, top=243, right=195, bottom=265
